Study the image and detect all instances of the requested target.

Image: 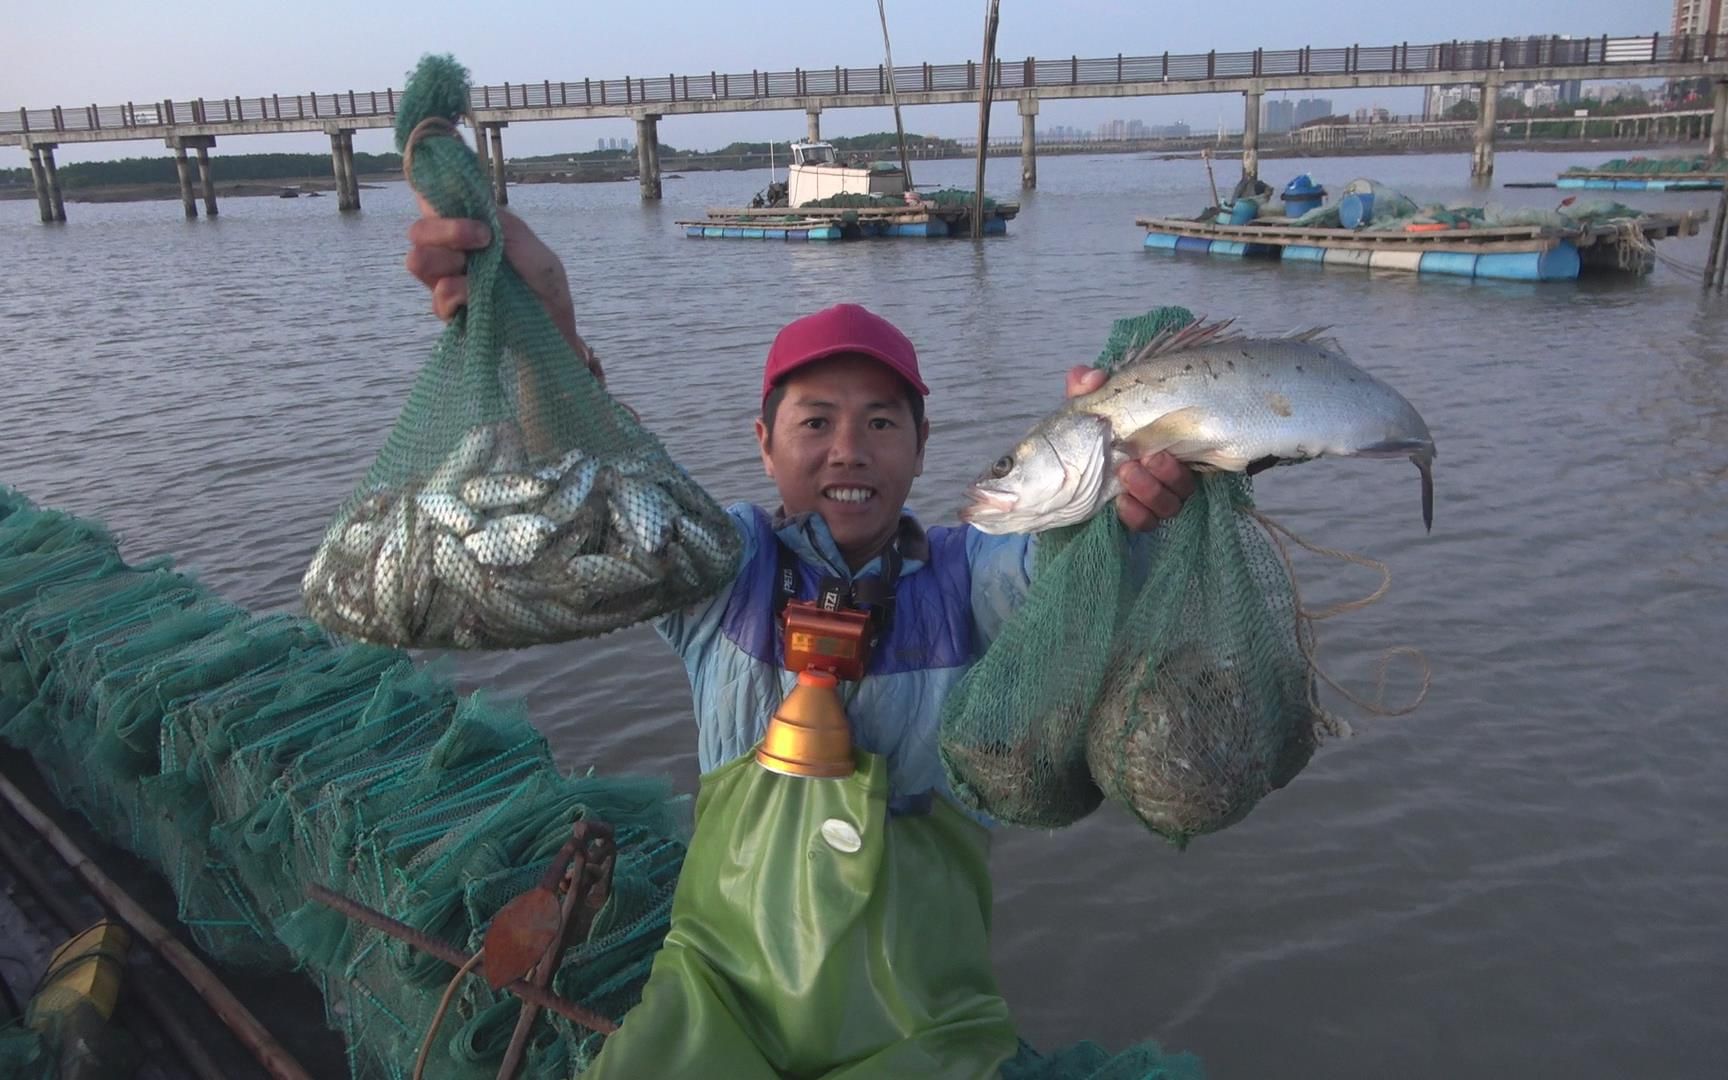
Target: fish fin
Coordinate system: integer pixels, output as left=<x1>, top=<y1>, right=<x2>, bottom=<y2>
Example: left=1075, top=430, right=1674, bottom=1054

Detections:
left=1114, top=406, right=1215, bottom=461
left=1118, top=316, right=1240, bottom=366
left=1281, top=325, right=1341, bottom=347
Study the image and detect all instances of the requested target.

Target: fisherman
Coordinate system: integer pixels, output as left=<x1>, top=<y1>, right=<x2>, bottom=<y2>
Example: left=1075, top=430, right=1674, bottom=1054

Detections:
left=405, top=206, right=1197, bottom=1075
left=404, top=207, right=1196, bottom=810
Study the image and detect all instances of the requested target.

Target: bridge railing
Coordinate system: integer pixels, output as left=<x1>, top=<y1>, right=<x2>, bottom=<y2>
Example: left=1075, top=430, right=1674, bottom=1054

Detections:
left=3, top=33, right=1718, bottom=136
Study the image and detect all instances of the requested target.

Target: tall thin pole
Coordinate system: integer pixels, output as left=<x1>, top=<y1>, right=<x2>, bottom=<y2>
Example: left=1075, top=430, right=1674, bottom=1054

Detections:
left=877, top=0, right=914, bottom=189
left=972, top=0, right=1001, bottom=239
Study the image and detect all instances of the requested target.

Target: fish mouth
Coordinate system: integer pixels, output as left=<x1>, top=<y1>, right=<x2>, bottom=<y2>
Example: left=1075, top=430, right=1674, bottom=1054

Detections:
left=958, top=485, right=1018, bottom=525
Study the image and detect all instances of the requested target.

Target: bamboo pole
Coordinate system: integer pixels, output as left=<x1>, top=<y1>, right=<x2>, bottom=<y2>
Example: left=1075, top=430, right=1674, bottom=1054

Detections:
left=0, top=773, right=313, bottom=1080
left=877, top=0, right=914, bottom=188
left=972, top=0, right=1002, bottom=239
left=0, top=812, right=229, bottom=1080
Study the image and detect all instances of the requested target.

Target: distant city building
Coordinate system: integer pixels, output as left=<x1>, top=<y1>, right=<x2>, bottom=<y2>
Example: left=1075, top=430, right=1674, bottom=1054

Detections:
left=1521, top=84, right=1560, bottom=108
left=1672, top=0, right=1728, bottom=37
left=1293, top=98, right=1333, bottom=126
left=1262, top=99, right=1295, bottom=133
left=1427, top=85, right=1482, bottom=118
left=1589, top=82, right=1650, bottom=103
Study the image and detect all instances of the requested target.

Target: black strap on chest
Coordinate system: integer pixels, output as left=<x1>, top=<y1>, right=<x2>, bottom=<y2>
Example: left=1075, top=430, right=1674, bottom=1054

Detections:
left=773, top=540, right=902, bottom=652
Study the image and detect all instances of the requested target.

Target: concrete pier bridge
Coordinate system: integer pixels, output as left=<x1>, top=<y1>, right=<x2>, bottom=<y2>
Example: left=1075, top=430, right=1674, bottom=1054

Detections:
left=5, top=31, right=1726, bottom=222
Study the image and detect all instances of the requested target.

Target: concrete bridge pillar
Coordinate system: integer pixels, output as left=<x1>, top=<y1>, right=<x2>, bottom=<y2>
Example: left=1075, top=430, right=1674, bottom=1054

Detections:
left=327, top=128, right=359, bottom=211
left=167, top=135, right=219, bottom=218
left=196, top=145, right=217, bottom=217
left=173, top=146, right=197, bottom=218
left=26, top=146, right=51, bottom=223
left=1471, top=79, right=1500, bottom=182
left=1242, top=88, right=1263, bottom=184
left=1018, top=96, right=1039, bottom=190
left=26, top=143, right=64, bottom=223
left=1710, top=80, right=1728, bottom=163
left=488, top=123, right=509, bottom=206
left=636, top=114, right=662, bottom=201
left=806, top=105, right=822, bottom=143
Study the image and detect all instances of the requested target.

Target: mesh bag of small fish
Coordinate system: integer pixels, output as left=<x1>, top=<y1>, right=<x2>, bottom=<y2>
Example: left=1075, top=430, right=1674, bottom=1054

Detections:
left=303, top=56, right=741, bottom=649
left=939, top=308, right=1330, bottom=845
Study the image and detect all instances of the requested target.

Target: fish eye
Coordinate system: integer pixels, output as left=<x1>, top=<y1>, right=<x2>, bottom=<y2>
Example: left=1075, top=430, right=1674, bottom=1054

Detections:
left=990, top=454, right=1014, bottom=478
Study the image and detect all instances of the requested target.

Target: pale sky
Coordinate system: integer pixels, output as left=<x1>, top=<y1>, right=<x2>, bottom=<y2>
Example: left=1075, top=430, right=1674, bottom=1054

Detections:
left=2, top=1, right=1670, bottom=165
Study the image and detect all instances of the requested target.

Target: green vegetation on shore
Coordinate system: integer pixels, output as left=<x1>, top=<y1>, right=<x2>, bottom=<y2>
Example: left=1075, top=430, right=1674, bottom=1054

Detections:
left=0, top=151, right=405, bottom=190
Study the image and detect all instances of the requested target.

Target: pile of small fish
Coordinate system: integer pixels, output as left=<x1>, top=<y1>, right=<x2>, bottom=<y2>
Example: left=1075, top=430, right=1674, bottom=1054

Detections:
left=1085, top=644, right=1320, bottom=841
left=303, top=420, right=739, bottom=649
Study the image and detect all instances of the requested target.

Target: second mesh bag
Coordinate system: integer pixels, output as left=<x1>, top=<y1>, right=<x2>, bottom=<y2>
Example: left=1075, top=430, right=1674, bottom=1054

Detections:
left=303, top=55, right=741, bottom=649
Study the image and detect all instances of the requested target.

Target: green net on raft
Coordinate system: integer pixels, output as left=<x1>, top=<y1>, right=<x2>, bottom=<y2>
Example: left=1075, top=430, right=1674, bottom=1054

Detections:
left=1563, top=155, right=1724, bottom=176
left=938, top=309, right=1326, bottom=844
left=797, top=187, right=999, bottom=211
left=0, top=485, right=689, bottom=1078
left=303, top=54, right=740, bottom=651
left=1, top=483, right=1201, bottom=1078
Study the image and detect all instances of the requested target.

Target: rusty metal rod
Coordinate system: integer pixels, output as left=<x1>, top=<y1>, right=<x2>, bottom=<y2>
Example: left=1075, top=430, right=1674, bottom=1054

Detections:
left=0, top=773, right=313, bottom=1080
left=305, top=883, right=619, bottom=1035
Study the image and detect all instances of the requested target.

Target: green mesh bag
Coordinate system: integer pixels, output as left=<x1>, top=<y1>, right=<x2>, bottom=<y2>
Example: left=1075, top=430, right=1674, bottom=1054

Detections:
left=303, top=54, right=741, bottom=650
left=939, top=308, right=1327, bottom=844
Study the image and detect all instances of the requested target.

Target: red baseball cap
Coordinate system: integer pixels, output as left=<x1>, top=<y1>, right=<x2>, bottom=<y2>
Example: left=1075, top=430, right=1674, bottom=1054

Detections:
left=761, top=303, right=929, bottom=402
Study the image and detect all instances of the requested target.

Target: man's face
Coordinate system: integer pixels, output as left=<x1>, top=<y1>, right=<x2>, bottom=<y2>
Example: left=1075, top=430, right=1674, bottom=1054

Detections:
left=755, top=354, right=928, bottom=569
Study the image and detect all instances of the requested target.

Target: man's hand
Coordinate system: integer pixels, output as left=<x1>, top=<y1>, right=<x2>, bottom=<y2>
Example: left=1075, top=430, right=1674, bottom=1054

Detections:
left=405, top=199, right=602, bottom=383
left=1065, top=365, right=1198, bottom=530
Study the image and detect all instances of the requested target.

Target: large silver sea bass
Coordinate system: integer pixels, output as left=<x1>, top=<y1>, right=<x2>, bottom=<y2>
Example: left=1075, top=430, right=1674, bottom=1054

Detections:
left=960, top=319, right=1436, bottom=534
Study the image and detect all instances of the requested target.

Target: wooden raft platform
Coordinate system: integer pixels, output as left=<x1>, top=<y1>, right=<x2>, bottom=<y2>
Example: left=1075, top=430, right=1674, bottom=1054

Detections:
left=680, top=200, right=1021, bottom=241
left=1135, top=211, right=1705, bottom=280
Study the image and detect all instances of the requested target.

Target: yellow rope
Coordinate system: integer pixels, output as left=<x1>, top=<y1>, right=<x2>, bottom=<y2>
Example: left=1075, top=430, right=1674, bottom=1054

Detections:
left=1244, top=507, right=1432, bottom=723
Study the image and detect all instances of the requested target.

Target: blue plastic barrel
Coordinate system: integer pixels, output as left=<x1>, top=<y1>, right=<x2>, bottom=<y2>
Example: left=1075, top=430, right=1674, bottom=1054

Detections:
left=1418, top=251, right=1478, bottom=278
left=1175, top=236, right=1214, bottom=254
left=1476, top=241, right=1580, bottom=281
left=1339, top=192, right=1375, bottom=228
left=1143, top=232, right=1181, bottom=250
left=1282, top=245, right=1327, bottom=263
left=1228, top=199, right=1259, bottom=225
left=1211, top=240, right=1249, bottom=257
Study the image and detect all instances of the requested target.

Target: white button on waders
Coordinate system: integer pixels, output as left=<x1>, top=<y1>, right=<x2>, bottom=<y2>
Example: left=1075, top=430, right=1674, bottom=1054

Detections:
left=820, top=818, right=862, bottom=853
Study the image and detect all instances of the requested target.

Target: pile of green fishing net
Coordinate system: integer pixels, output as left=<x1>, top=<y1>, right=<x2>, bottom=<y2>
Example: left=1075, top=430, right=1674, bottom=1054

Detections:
left=1563, top=155, right=1722, bottom=175
left=798, top=192, right=905, bottom=209
left=920, top=186, right=998, bottom=209
left=303, top=54, right=740, bottom=651
left=0, top=484, right=689, bottom=1078
left=939, top=308, right=1325, bottom=845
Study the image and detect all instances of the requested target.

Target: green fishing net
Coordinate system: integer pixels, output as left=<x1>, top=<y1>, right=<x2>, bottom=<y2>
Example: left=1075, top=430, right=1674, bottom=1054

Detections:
left=303, top=54, right=740, bottom=650
left=1563, top=155, right=1723, bottom=176
left=939, top=309, right=1327, bottom=844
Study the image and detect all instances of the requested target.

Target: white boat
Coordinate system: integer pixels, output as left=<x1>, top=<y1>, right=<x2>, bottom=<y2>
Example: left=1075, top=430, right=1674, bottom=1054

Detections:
left=785, top=141, right=907, bottom=206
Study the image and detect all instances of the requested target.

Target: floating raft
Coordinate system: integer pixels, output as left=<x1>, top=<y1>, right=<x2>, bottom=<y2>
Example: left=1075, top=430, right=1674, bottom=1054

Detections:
left=679, top=201, right=1020, bottom=241
left=1556, top=172, right=1725, bottom=191
left=1135, top=212, right=1704, bottom=281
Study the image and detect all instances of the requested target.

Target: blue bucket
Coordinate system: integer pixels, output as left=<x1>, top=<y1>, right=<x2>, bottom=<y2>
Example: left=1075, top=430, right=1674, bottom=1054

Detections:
left=1339, top=192, right=1375, bottom=229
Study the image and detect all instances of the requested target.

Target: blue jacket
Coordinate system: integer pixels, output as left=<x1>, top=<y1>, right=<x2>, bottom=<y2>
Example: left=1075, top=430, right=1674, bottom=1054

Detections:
left=655, top=504, right=1035, bottom=814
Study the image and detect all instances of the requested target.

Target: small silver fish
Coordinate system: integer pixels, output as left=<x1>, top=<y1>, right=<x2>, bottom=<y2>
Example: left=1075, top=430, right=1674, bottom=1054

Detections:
left=422, top=426, right=498, bottom=496
left=463, top=514, right=557, bottom=567
left=961, top=319, right=1436, bottom=534
left=540, top=460, right=601, bottom=525
left=460, top=473, right=553, bottom=512
left=607, top=476, right=677, bottom=554
left=415, top=492, right=483, bottom=537
left=534, top=447, right=589, bottom=484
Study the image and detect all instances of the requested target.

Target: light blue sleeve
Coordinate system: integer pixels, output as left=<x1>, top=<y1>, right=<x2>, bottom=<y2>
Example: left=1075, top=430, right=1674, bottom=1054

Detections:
left=962, top=527, right=1038, bottom=653
left=653, top=503, right=758, bottom=661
